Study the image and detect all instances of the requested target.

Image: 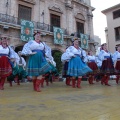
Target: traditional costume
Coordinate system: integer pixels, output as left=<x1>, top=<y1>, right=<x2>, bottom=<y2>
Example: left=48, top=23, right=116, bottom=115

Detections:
left=21, top=38, right=52, bottom=91
left=98, top=44, right=114, bottom=86
left=112, top=50, right=120, bottom=84
left=86, top=54, right=98, bottom=84
left=0, top=37, right=17, bottom=90
left=62, top=45, right=92, bottom=88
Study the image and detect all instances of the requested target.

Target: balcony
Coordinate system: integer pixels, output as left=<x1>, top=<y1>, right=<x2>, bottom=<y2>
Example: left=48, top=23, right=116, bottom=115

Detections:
left=0, top=13, right=68, bottom=35
left=71, top=32, right=90, bottom=40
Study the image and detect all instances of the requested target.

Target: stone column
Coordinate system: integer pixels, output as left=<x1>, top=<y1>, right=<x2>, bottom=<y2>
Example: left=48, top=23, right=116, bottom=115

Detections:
left=65, top=0, right=73, bottom=34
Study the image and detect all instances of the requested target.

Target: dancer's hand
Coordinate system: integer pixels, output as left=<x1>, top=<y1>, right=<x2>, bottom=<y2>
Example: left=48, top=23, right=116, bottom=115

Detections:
left=31, top=52, right=37, bottom=55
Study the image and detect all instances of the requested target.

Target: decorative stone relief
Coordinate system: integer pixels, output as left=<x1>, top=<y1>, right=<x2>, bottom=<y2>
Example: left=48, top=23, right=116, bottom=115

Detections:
left=49, top=4, right=63, bottom=13
left=18, top=0, right=36, bottom=4
left=75, top=13, right=85, bottom=21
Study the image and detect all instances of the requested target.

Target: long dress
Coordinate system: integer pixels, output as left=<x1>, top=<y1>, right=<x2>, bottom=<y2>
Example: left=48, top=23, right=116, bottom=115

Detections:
left=0, top=45, right=16, bottom=78
left=21, top=40, right=52, bottom=77
left=64, top=46, right=92, bottom=77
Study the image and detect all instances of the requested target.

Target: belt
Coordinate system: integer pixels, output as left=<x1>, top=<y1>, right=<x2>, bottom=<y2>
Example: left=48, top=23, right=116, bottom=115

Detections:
left=89, top=60, right=95, bottom=62
left=0, top=54, right=8, bottom=56
left=74, top=54, right=80, bottom=57
left=104, top=56, right=110, bottom=58
left=32, top=49, right=44, bottom=53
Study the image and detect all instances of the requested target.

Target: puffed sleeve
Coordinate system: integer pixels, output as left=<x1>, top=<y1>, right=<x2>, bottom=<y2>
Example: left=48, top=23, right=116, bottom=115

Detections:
left=98, top=50, right=104, bottom=61
left=21, top=41, right=33, bottom=55
left=21, top=57, right=26, bottom=67
left=81, top=50, right=87, bottom=62
left=9, top=47, right=19, bottom=59
left=112, top=51, right=118, bottom=63
left=43, top=42, right=52, bottom=58
left=65, top=46, right=75, bottom=57
left=61, top=52, right=74, bottom=62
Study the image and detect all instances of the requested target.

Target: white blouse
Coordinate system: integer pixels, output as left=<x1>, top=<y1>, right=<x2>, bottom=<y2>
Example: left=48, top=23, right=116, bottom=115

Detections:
left=86, top=55, right=97, bottom=63
left=21, top=40, right=51, bottom=58
left=61, top=46, right=87, bottom=62
left=98, top=50, right=111, bottom=61
left=112, top=51, right=120, bottom=62
left=0, top=45, right=17, bottom=59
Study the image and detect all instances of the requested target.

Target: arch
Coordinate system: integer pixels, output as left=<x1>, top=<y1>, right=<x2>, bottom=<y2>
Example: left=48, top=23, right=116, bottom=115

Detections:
left=75, top=13, right=85, bottom=21
left=52, top=50, right=62, bottom=73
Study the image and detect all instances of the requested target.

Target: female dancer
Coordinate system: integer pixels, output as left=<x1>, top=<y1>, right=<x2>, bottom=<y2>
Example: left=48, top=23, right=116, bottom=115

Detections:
left=21, top=31, right=52, bottom=92
left=61, top=47, right=72, bottom=86
left=0, top=36, right=16, bottom=90
left=63, top=38, right=92, bottom=88
left=86, top=50, right=98, bottom=84
left=98, top=43, right=114, bottom=86
left=113, top=46, right=120, bottom=84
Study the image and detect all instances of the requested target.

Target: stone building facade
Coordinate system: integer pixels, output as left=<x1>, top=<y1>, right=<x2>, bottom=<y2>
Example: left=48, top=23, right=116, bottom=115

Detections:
left=0, top=0, right=96, bottom=53
left=102, top=4, right=120, bottom=53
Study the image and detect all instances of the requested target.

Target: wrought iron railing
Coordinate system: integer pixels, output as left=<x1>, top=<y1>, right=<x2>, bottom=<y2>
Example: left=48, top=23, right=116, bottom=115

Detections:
left=0, top=13, right=69, bottom=35
left=71, top=32, right=90, bottom=39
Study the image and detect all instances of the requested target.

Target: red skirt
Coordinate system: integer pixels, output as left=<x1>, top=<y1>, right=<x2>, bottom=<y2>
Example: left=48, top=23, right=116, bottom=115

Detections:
left=0, top=56, right=12, bottom=78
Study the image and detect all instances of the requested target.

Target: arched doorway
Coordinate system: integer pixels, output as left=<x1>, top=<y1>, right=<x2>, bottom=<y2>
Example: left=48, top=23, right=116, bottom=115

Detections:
left=52, top=50, right=62, bottom=74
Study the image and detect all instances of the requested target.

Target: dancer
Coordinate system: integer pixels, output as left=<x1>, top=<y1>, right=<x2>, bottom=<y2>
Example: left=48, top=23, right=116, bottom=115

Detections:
left=98, top=43, right=114, bottom=86
left=86, top=50, right=98, bottom=84
left=61, top=47, right=72, bottom=86
left=15, top=51, right=28, bottom=85
left=62, top=38, right=92, bottom=88
left=21, top=31, right=52, bottom=92
left=113, top=46, right=120, bottom=84
left=0, top=36, right=16, bottom=90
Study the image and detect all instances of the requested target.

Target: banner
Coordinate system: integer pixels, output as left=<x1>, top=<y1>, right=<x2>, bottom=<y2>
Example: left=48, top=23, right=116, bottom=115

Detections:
left=54, top=27, right=64, bottom=45
left=21, top=20, right=34, bottom=42
left=80, top=33, right=89, bottom=49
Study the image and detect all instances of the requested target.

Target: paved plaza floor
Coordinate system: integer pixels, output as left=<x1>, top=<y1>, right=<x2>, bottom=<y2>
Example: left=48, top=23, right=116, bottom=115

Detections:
left=0, top=80, right=120, bottom=120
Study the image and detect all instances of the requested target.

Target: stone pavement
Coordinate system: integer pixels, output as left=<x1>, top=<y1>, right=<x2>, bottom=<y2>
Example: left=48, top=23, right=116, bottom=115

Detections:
left=0, top=80, right=120, bottom=120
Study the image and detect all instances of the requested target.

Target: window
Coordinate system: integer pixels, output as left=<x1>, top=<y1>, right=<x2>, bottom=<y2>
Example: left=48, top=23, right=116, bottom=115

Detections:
left=50, top=14, right=60, bottom=31
left=113, top=9, right=120, bottom=19
left=18, top=5, right=32, bottom=23
left=50, top=14, right=60, bottom=27
left=115, top=27, right=120, bottom=41
left=76, top=22, right=84, bottom=37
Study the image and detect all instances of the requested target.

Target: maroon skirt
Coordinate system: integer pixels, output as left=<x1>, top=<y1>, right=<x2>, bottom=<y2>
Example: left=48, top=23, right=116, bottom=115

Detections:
left=0, top=56, right=12, bottom=78
left=100, top=58, right=114, bottom=75
left=87, top=62, right=99, bottom=75
left=115, top=61, right=120, bottom=70
left=115, top=61, right=120, bottom=75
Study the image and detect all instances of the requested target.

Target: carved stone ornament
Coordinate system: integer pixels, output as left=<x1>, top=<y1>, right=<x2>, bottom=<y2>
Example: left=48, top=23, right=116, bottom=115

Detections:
left=75, top=13, right=85, bottom=21
left=49, top=4, right=63, bottom=13
left=18, top=0, right=36, bottom=4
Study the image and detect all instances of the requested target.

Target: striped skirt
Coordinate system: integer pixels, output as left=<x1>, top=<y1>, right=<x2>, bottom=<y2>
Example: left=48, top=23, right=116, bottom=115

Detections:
left=0, top=55, right=12, bottom=78
left=67, top=56, right=92, bottom=77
